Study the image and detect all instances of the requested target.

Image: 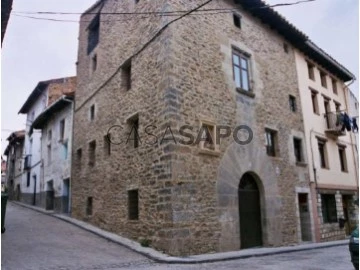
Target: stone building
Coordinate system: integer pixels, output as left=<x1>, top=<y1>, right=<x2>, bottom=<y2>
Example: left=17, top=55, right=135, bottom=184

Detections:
left=19, top=77, right=76, bottom=206
left=3, top=130, right=25, bottom=200
left=30, top=91, right=75, bottom=213
left=72, top=0, right=355, bottom=256
left=295, top=49, right=358, bottom=241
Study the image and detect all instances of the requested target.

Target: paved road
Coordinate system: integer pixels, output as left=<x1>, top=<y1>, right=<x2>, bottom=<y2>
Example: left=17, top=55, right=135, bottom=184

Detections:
left=1, top=203, right=354, bottom=270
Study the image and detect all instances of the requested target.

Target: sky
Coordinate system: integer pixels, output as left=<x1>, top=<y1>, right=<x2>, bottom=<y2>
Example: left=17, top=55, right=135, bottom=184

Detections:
left=1, top=0, right=359, bottom=155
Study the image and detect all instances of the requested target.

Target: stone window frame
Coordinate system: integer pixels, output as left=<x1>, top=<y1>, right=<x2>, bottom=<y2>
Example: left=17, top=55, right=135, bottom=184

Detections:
left=307, top=61, right=315, bottom=81
left=293, top=137, right=306, bottom=165
left=310, top=88, right=320, bottom=115
left=331, top=78, right=338, bottom=95
left=337, top=144, right=348, bottom=173
left=316, top=137, right=329, bottom=170
left=233, top=13, right=241, bottom=29
left=231, top=47, right=254, bottom=98
left=88, top=140, right=96, bottom=167
left=198, top=119, right=220, bottom=156
left=264, top=128, right=279, bottom=157
left=289, top=95, right=297, bottom=112
left=126, top=113, right=140, bottom=149
left=319, top=70, right=328, bottom=89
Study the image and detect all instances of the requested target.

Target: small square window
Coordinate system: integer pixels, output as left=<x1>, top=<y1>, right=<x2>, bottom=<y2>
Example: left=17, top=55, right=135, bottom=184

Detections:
left=90, top=105, right=95, bottom=121
left=199, top=123, right=216, bottom=151
left=127, top=115, right=140, bottom=148
left=233, top=14, right=241, bottom=29
left=307, top=62, right=315, bottom=81
left=122, top=60, right=132, bottom=91
left=59, top=119, right=65, bottom=141
left=289, top=95, right=296, bottom=112
left=104, top=134, right=111, bottom=156
left=283, top=43, right=289, bottom=53
left=92, top=54, right=97, bottom=72
left=338, top=146, right=348, bottom=172
left=293, top=138, right=303, bottom=163
left=88, top=140, right=96, bottom=166
left=317, top=139, right=328, bottom=169
left=320, top=71, right=327, bottom=88
left=265, top=129, right=278, bottom=157
left=311, top=90, right=319, bottom=114
left=128, top=189, right=139, bottom=220
left=332, top=78, right=337, bottom=94
left=86, top=197, right=93, bottom=216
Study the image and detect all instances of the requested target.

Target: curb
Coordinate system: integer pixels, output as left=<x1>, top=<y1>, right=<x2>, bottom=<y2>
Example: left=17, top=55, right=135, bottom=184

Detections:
left=10, top=201, right=349, bottom=264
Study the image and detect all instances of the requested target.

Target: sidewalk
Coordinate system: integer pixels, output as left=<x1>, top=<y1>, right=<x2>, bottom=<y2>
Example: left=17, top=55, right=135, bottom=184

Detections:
left=11, top=201, right=349, bottom=264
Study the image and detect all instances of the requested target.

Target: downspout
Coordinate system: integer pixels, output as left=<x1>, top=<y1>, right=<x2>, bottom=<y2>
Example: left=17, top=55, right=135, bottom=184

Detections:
left=309, top=128, right=320, bottom=242
left=343, top=79, right=359, bottom=191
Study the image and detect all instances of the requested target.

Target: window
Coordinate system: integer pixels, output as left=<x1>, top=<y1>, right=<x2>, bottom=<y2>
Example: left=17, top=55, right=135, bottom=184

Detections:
left=87, top=15, right=100, bottom=54
left=321, top=194, right=337, bottom=223
left=27, top=171, right=30, bottom=187
left=334, top=101, right=341, bottom=112
left=63, top=141, right=68, bottom=160
left=332, top=78, right=337, bottom=94
left=104, top=134, right=111, bottom=156
left=265, top=129, right=278, bottom=157
left=307, top=62, right=315, bottom=80
left=320, top=71, right=327, bottom=88
left=311, top=90, right=319, bottom=114
left=47, top=145, right=52, bottom=164
left=76, top=148, right=82, bottom=169
left=318, top=140, right=328, bottom=169
left=122, top=60, right=132, bottom=91
left=338, top=146, right=348, bottom=172
left=90, top=105, right=95, bottom=121
left=135, top=0, right=139, bottom=3
left=283, top=43, right=289, bottom=53
left=233, top=50, right=250, bottom=91
left=233, top=14, right=241, bottom=29
left=48, top=130, right=52, bottom=141
left=128, top=189, right=139, bottom=220
left=88, top=140, right=96, bottom=166
left=293, top=138, right=304, bottom=163
left=59, top=119, right=65, bottom=141
left=289, top=95, right=296, bottom=112
left=127, top=115, right=139, bottom=148
left=199, top=123, right=216, bottom=151
left=86, top=197, right=93, bottom=216
left=92, top=54, right=97, bottom=72
left=323, top=98, right=330, bottom=114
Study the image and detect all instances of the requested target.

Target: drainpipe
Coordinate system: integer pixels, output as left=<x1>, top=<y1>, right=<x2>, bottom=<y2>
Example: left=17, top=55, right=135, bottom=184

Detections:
left=309, top=129, right=320, bottom=242
left=342, top=79, right=359, bottom=192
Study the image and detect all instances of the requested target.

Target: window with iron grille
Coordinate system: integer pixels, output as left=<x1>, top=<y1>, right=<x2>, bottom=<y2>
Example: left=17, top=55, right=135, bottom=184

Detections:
left=128, top=190, right=139, bottom=220
left=321, top=194, right=337, bottom=223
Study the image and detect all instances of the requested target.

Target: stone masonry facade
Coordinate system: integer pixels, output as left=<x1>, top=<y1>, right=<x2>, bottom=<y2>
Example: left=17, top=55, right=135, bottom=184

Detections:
left=72, top=0, right=313, bottom=256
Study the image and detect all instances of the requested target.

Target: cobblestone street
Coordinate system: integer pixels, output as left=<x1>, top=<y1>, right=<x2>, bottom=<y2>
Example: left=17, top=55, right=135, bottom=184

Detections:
left=1, top=203, right=354, bottom=270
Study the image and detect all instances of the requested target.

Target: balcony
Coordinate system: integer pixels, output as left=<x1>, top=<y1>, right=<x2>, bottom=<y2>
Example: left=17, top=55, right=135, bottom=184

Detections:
left=24, top=155, right=32, bottom=170
left=324, top=112, right=346, bottom=137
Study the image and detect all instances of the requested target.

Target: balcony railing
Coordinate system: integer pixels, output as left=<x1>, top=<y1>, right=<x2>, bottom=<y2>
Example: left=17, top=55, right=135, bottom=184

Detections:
left=24, top=155, right=32, bottom=170
left=324, top=112, right=346, bottom=137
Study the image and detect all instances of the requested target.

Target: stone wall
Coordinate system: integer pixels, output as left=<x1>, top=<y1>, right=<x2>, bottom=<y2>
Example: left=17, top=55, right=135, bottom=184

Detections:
left=72, top=0, right=311, bottom=256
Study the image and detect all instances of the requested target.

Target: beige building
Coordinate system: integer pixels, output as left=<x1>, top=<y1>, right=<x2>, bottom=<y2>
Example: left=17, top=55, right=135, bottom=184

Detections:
left=295, top=48, right=358, bottom=241
left=71, top=0, right=356, bottom=256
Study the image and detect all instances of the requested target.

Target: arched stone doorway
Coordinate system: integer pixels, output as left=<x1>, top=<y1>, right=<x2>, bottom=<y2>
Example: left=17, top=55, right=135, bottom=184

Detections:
left=238, top=172, right=262, bottom=248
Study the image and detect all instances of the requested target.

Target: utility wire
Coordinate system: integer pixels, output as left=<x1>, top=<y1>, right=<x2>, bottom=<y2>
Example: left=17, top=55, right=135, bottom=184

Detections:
left=12, top=0, right=316, bottom=23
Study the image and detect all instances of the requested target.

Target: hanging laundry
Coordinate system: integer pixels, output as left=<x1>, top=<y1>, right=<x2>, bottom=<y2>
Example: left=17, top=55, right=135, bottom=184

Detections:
left=341, top=113, right=352, bottom=132
left=353, top=117, right=358, bottom=133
